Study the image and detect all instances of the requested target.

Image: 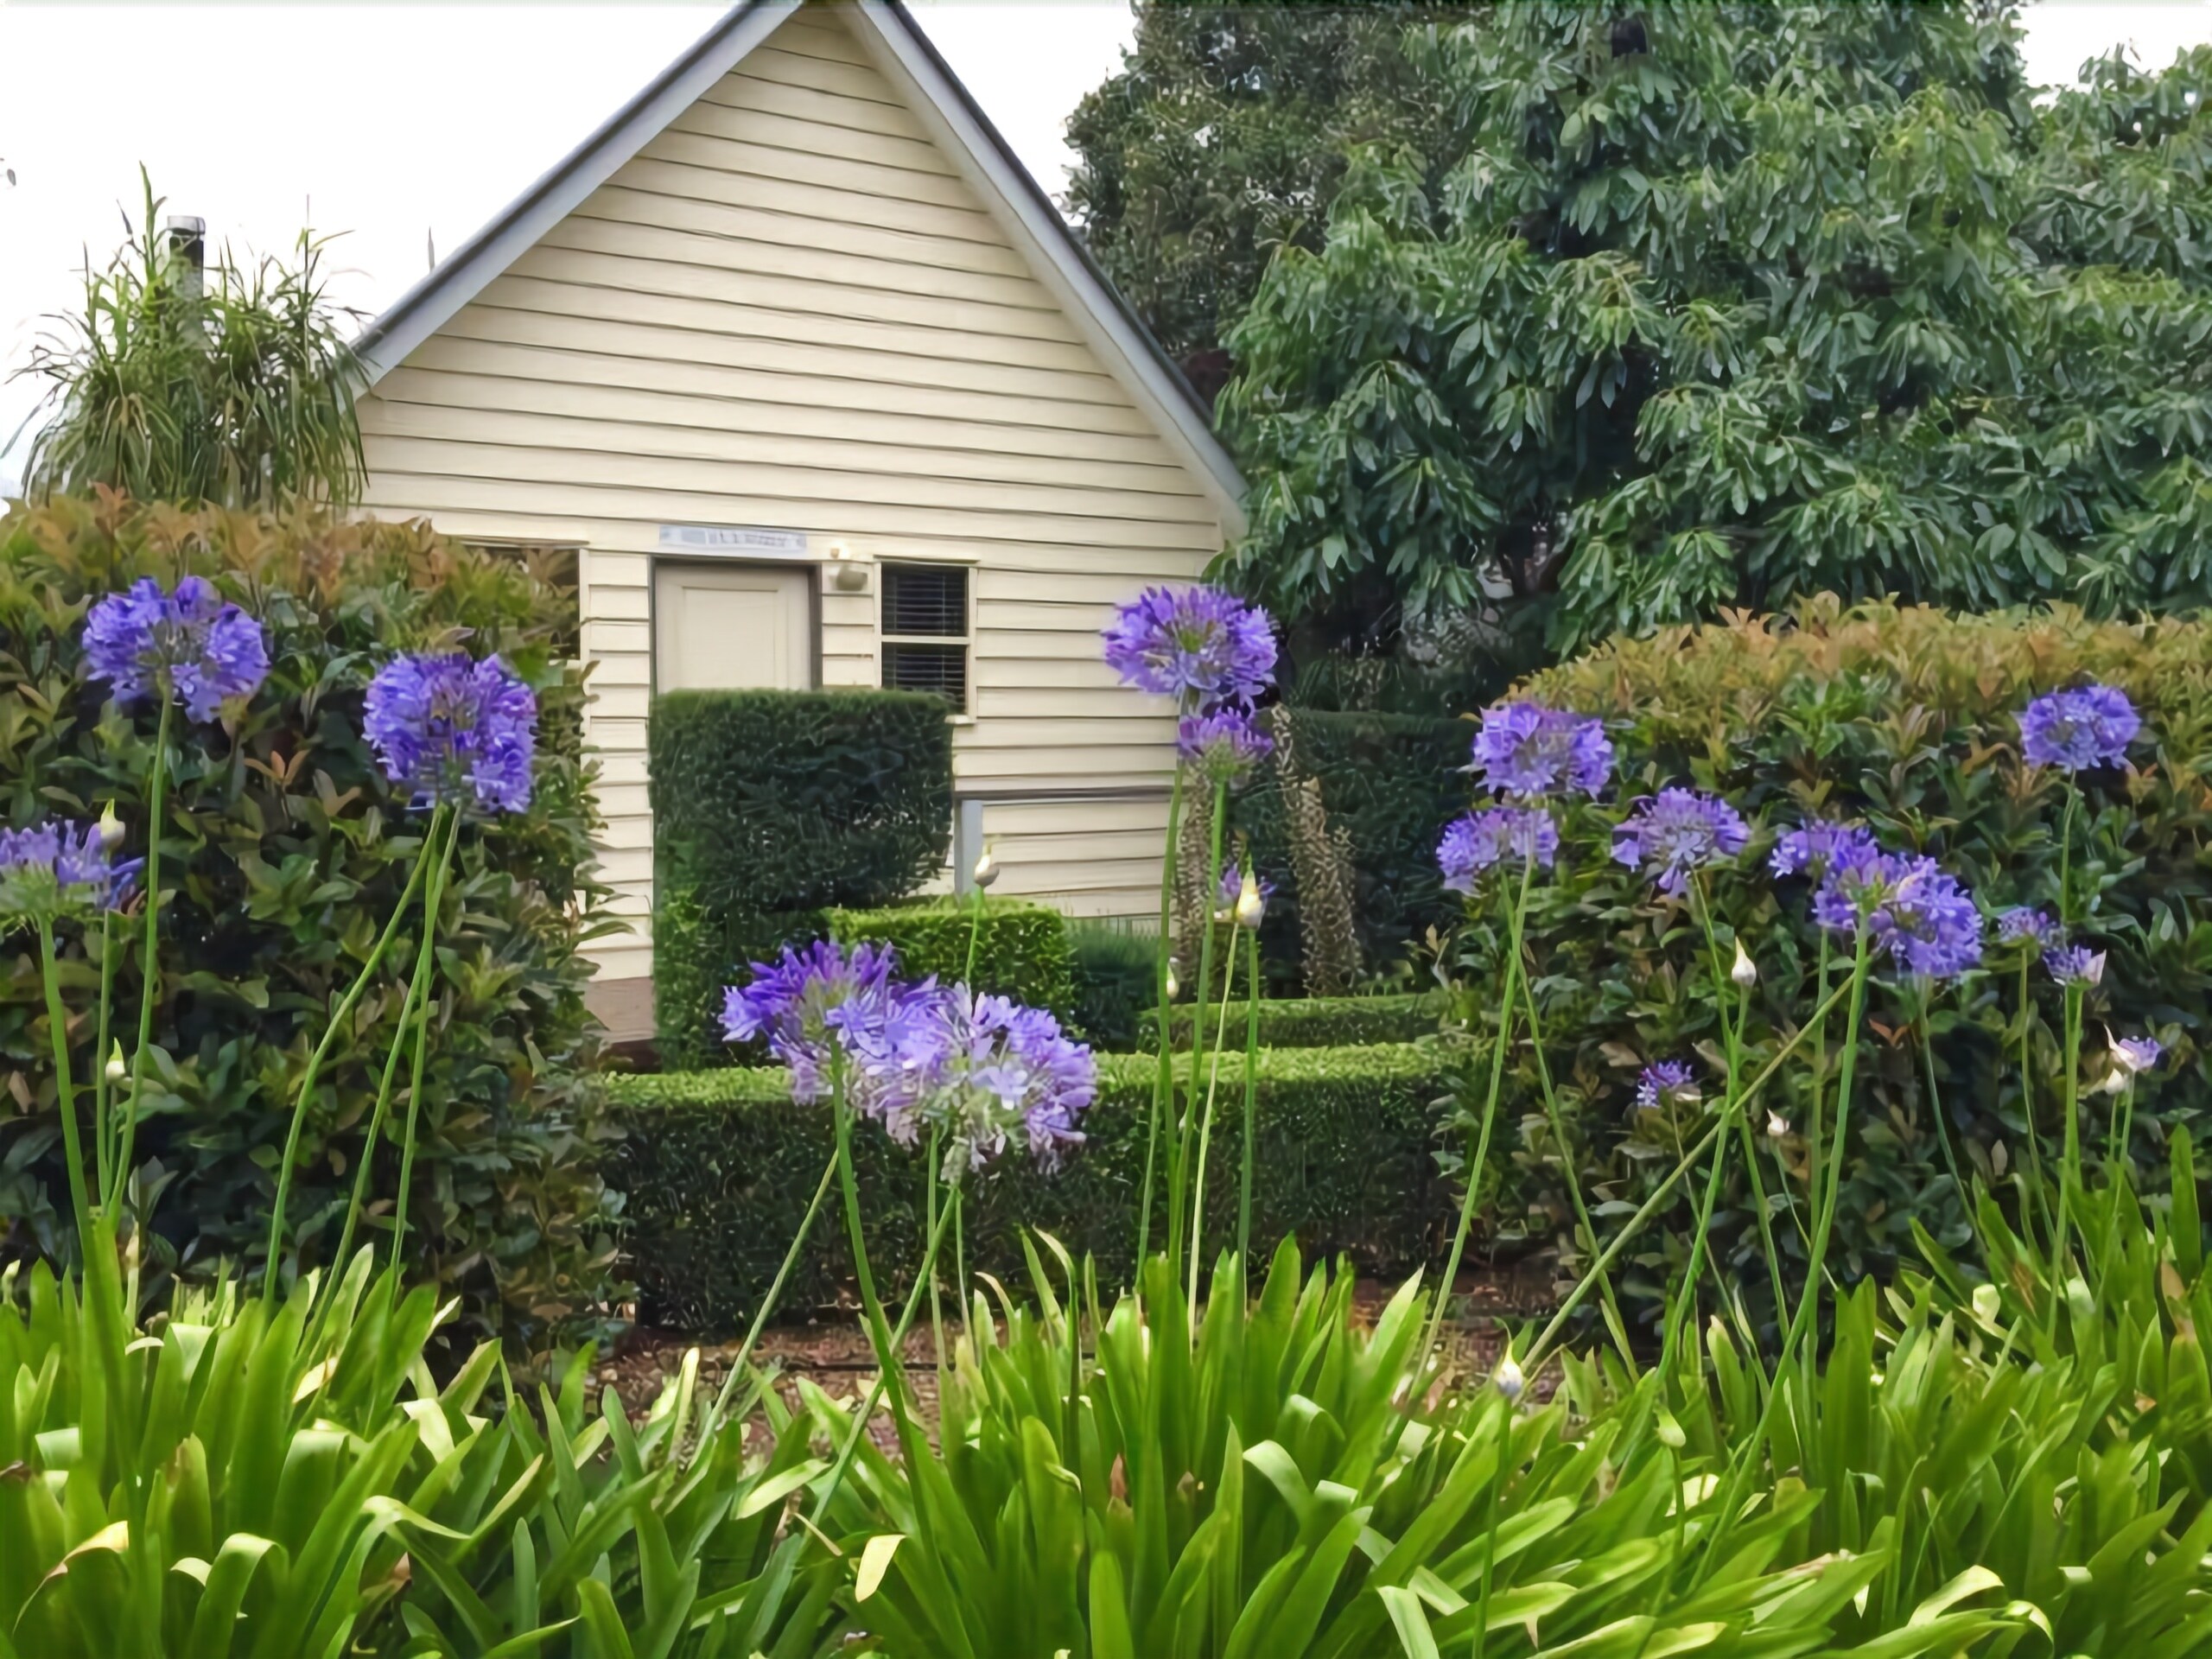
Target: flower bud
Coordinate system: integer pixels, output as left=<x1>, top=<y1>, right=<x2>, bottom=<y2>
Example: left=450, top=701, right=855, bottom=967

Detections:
left=1234, top=872, right=1265, bottom=928
left=1165, top=965, right=1179, bottom=1001
left=1766, top=1110, right=1788, bottom=1141
left=105, top=1042, right=127, bottom=1084
left=971, top=847, right=999, bottom=890
left=1492, top=1351, right=1524, bottom=1402
left=98, top=802, right=127, bottom=849
left=1731, top=938, right=1757, bottom=989
left=1971, top=1282, right=2001, bottom=1323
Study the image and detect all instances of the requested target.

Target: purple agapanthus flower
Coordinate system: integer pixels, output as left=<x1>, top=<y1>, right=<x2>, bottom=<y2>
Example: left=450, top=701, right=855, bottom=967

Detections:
left=2110, top=1033, right=2163, bottom=1076
left=1997, top=907, right=2063, bottom=949
left=1635, top=1060, right=1699, bottom=1112
left=1438, top=806, right=1560, bottom=894
left=722, top=938, right=909, bottom=1105
left=1770, top=820, right=1881, bottom=882
left=1814, top=852, right=1983, bottom=979
left=1217, top=863, right=1278, bottom=915
left=0, top=820, right=143, bottom=935
left=363, top=652, right=537, bottom=814
left=1470, top=702, right=1613, bottom=799
left=1179, top=707, right=1274, bottom=785
left=83, top=575, right=270, bottom=721
left=2020, top=684, right=2140, bottom=773
left=1611, top=789, right=1749, bottom=897
left=909, top=988, right=1096, bottom=1173
left=2044, top=944, right=2106, bottom=987
left=1102, top=586, right=1276, bottom=709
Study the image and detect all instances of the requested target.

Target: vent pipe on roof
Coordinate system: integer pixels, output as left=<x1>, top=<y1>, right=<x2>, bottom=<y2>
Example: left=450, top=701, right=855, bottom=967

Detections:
left=163, top=214, right=206, bottom=305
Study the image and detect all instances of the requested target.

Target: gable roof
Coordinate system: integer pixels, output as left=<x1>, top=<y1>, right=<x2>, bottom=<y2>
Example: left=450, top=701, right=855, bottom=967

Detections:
left=356, top=0, right=1245, bottom=531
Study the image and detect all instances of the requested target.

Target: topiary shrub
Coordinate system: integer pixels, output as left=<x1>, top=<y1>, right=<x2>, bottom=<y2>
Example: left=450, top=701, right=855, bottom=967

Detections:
left=649, top=689, right=951, bottom=1059
left=828, top=897, right=1074, bottom=1018
left=1459, top=596, right=2212, bottom=1334
left=1142, top=991, right=1443, bottom=1052
left=0, top=496, right=620, bottom=1351
left=607, top=1042, right=1461, bottom=1334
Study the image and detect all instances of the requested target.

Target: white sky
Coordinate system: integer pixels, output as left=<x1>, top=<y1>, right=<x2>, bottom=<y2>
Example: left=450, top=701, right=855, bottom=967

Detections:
left=0, top=0, right=2206, bottom=490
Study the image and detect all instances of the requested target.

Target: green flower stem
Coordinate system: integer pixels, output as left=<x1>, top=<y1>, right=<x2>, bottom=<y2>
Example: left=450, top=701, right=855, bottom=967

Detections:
left=263, top=813, right=440, bottom=1289
left=1691, top=881, right=1789, bottom=1335
left=1808, top=936, right=1828, bottom=1210
left=2054, top=981, right=2084, bottom=1279
left=108, top=696, right=172, bottom=1216
left=389, top=810, right=463, bottom=1274
left=1698, top=925, right=1872, bottom=1582
left=1512, top=939, right=1635, bottom=1372
left=1235, top=923, right=1262, bottom=1268
left=1185, top=920, right=1247, bottom=1310
left=925, top=1128, right=945, bottom=1370
left=35, top=922, right=95, bottom=1256
left=2015, top=957, right=2051, bottom=1254
left=90, top=918, right=120, bottom=1203
left=833, top=1091, right=924, bottom=1449
left=1523, top=973, right=1856, bottom=1376
left=321, top=810, right=458, bottom=1300
left=1420, top=851, right=1538, bottom=1374
left=962, top=880, right=987, bottom=984
left=1916, top=1005, right=1984, bottom=1265
left=696, top=1149, right=838, bottom=1449
left=1166, top=778, right=1229, bottom=1280
left=1467, top=1392, right=1512, bottom=1659
left=1136, top=764, right=1186, bottom=1268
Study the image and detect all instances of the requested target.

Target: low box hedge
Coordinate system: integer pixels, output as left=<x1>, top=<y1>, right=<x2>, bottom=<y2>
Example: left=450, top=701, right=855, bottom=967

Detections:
left=1140, top=992, right=1443, bottom=1052
left=608, top=1042, right=1462, bottom=1334
left=828, top=897, right=1076, bottom=1019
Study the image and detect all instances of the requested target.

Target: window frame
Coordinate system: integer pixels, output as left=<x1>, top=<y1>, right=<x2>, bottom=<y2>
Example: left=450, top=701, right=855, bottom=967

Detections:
left=878, top=556, right=975, bottom=721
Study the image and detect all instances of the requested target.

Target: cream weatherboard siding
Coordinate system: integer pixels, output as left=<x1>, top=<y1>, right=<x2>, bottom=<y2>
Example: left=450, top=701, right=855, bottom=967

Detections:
left=355, top=2, right=1226, bottom=1004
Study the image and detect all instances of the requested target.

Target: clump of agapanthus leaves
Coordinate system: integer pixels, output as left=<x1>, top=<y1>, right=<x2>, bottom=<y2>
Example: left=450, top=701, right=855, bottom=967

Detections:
left=365, top=651, right=538, bottom=814
left=84, top=574, right=270, bottom=721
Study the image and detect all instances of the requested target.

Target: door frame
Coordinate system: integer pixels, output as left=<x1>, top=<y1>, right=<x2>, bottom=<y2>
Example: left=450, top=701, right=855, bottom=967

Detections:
left=648, top=554, right=822, bottom=698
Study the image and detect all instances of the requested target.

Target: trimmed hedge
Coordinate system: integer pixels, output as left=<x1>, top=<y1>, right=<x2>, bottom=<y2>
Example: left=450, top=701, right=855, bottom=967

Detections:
left=0, top=499, right=618, bottom=1351
left=1457, top=597, right=2212, bottom=1329
left=1142, top=992, right=1444, bottom=1052
left=829, top=897, right=1076, bottom=1019
left=650, top=690, right=951, bottom=1063
left=1240, top=709, right=1468, bottom=987
left=608, top=1043, right=1461, bottom=1333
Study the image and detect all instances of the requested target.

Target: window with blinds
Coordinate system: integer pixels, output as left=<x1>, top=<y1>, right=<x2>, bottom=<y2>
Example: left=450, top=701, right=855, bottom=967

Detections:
left=880, top=561, right=970, bottom=714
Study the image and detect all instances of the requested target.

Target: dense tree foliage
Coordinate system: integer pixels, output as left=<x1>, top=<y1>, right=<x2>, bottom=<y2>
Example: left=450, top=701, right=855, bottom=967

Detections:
left=1215, top=3, right=2212, bottom=658
left=1065, top=1, right=1471, bottom=399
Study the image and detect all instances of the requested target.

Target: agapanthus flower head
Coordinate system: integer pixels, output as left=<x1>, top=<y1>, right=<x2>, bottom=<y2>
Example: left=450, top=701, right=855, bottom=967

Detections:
left=722, top=939, right=907, bottom=1106
left=0, top=820, right=142, bottom=935
left=1217, top=863, right=1277, bottom=922
left=1438, top=806, right=1560, bottom=894
left=906, top=987, right=1096, bottom=1174
left=1611, top=789, right=1748, bottom=897
left=2043, top=944, right=2106, bottom=988
left=364, top=652, right=537, bottom=814
left=83, top=575, right=270, bottom=721
left=1178, top=708, right=1274, bottom=785
left=2020, top=684, right=2140, bottom=773
left=1814, top=851, right=1983, bottom=979
left=1470, top=702, right=1612, bottom=799
left=2109, top=1032, right=2162, bottom=1076
left=1770, top=820, right=1881, bottom=883
left=1997, top=907, right=2063, bottom=950
left=1635, top=1059, right=1699, bottom=1113
left=1102, top=585, right=1276, bottom=709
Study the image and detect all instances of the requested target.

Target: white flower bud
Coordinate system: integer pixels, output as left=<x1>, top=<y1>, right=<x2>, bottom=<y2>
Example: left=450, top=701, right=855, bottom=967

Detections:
left=97, top=802, right=125, bottom=849
left=1972, top=1283, right=2001, bottom=1323
left=1731, top=938, right=1757, bottom=989
left=1493, top=1352, right=1524, bottom=1402
left=105, top=1042, right=127, bottom=1084
left=1766, top=1110, right=1788, bottom=1141
left=1234, top=873, right=1265, bottom=928
left=1165, top=965, right=1179, bottom=1001
left=970, top=847, right=999, bottom=890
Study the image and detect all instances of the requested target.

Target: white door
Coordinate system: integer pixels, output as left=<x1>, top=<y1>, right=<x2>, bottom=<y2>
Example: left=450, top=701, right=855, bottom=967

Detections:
left=654, top=562, right=813, bottom=691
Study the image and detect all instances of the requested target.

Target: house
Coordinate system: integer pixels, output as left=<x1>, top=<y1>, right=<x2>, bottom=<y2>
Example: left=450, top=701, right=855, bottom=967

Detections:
left=353, top=0, right=1245, bottom=1039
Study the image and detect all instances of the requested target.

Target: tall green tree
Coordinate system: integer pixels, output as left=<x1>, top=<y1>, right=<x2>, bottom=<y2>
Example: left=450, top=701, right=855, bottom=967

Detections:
left=1219, top=3, right=2212, bottom=658
left=16, top=176, right=365, bottom=510
left=1065, top=1, right=1475, bottom=400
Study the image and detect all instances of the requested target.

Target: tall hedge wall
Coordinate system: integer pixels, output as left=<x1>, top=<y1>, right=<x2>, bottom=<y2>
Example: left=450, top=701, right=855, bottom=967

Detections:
left=1458, top=596, right=2212, bottom=1332
left=649, top=690, right=952, bottom=1065
left=609, top=1043, right=1461, bottom=1334
left=0, top=498, right=619, bottom=1352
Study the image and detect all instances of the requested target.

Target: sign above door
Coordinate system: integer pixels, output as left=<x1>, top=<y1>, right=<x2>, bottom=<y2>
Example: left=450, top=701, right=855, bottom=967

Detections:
left=656, top=524, right=810, bottom=558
